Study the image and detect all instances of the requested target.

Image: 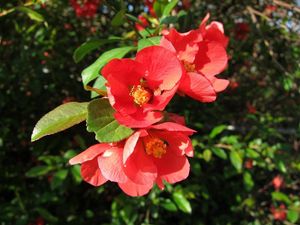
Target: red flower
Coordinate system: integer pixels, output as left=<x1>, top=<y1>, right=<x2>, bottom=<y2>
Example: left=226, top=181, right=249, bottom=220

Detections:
left=265, top=5, right=277, bottom=16
left=70, top=0, right=100, bottom=18
left=161, top=13, right=229, bottom=102
left=229, top=80, right=239, bottom=90
left=69, top=122, right=195, bottom=196
left=244, top=159, right=253, bottom=169
left=270, top=204, right=287, bottom=221
left=135, top=14, right=149, bottom=31
left=246, top=102, right=257, bottom=114
left=102, top=46, right=183, bottom=128
left=272, top=175, right=284, bottom=190
left=145, top=0, right=156, bottom=17
left=234, top=22, right=250, bottom=40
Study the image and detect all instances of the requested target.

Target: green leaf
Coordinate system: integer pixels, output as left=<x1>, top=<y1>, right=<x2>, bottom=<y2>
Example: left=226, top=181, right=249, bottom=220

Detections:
left=51, top=169, right=68, bottom=189
left=137, top=36, right=161, bottom=51
left=17, top=6, right=44, bottom=22
left=31, top=102, right=89, bottom=142
left=91, top=76, right=107, bottom=98
left=172, top=192, right=192, bottom=214
left=245, top=148, right=260, bottom=159
left=153, top=1, right=167, bottom=18
left=163, top=0, right=179, bottom=16
left=112, top=9, right=125, bottom=26
left=203, top=149, right=212, bottom=162
left=230, top=150, right=243, bottom=171
left=73, top=39, right=120, bottom=63
left=287, top=209, right=299, bottom=223
left=211, top=147, right=227, bottom=160
left=87, top=98, right=133, bottom=143
left=276, top=160, right=287, bottom=173
left=35, top=208, right=58, bottom=222
left=81, top=46, right=135, bottom=86
left=26, top=166, right=52, bottom=177
left=161, top=199, right=178, bottom=212
left=209, top=125, right=227, bottom=139
left=271, top=192, right=292, bottom=204
left=160, top=16, right=178, bottom=25
left=71, top=165, right=82, bottom=183
left=243, top=171, right=254, bottom=191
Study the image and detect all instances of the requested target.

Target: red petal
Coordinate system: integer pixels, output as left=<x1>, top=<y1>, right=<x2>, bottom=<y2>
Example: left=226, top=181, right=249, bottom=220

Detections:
left=102, top=59, right=144, bottom=115
left=102, top=58, right=143, bottom=85
left=179, top=72, right=216, bottom=102
left=98, top=147, right=127, bottom=183
left=210, top=77, right=229, bottom=92
left=118, top=178, right=153, bottom=196
left=123, top=141, right=157, bottom=185
left=194, top=41, right=228, bottom=78
left=143, top=84, right=178, bottom=112
left=163, top=28, right=202, bottom=62
left=200, top=13, right=210, bottom=33
left=151, top=122, right=196, bottom=135
left=136, top=46, right=182, bottom=91
left=123, top=131, right=142, bottom=164
left=205, top=23, right=229, bottom=48
left=154, top=150, right=190, bottom=185
left=69, top=144, right=111, bottom=165
left=168, top=113, right=186, bottom=125
left=105, top=76, right=137, bottom=115
left=81, top=158, right=107, bottom=186
left=160, top=37, right=176, bottom=53
left=114, top=111, right=163, bottom=128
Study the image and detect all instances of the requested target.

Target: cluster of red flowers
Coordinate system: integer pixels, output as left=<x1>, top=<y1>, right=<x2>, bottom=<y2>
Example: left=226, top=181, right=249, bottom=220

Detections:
left=70, top=14, right=229, bottom=196
left=70, top=0, right=100, bottom=18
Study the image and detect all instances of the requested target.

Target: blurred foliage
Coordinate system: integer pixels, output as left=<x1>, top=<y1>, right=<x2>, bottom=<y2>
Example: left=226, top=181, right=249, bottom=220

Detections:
left=1, top=0, right=300, bottom=224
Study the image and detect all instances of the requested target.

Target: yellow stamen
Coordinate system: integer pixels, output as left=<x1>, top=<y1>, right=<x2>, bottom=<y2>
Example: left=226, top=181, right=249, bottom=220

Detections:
left=144, top=137, right=167, bottom=159
left=130, top=85, right=152, bottom=106
left=183, top=61, right=196, bottom=72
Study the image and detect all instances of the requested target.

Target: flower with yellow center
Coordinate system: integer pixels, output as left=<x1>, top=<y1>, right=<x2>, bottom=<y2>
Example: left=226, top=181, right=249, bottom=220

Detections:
left=130, top=85, right=152, bottom=107
left=144, top=137, right=167, bottom=159
left=183, top=61, right=196, bottom=73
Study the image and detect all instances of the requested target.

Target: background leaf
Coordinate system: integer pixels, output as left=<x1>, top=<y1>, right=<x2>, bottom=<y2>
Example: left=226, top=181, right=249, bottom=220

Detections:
left=172, top=192, right=192, bottom=214
left=81, top=46, right=135, bottom=86
left=73, top=39, right=120, bottom=63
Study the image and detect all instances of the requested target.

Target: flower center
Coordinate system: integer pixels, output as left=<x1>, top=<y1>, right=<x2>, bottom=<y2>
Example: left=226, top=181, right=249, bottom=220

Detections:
left=144, top=137, right=167, bottom=159
left=130, top=85, right=152, bottom=107
left=183, top=61, right=196, bottom=72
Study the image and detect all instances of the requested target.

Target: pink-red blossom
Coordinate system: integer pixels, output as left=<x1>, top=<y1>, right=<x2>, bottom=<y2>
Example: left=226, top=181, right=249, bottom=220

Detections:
left=69, top=122, right=195, bottom=196
left=161, top=13, right=229, bottom=102
left=102, top=46, right=183, bottom=128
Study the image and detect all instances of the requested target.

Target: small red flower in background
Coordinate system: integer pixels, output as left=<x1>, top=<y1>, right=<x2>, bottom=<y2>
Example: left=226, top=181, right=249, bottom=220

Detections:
left=272, top=175, right=284, bottom=190
left=182, top=0, right=191, bottom=9
left=234, top=22, right=250, bottom=40
left=270, top=204, right=287, bottom=221
left=145, top=0, right=156, bottom=17
left=64, top=23, right=72, bottom=30
left=161, top=13, right=229, bottom=102
left=69, top=122, right=195, bottom=196
left=28, top=217, right=45, bottom=225
left=135, top=14, right=149, bottom=31
left=265, top=5, right=277, bottom=16
left=102, top=46, right=183, bottom=128
left=246, top=102, right=257, bottom=114
left=244, top=159, right=253, bottom=169
left=70, top=0, right=100, bottom=18
left=229, top=80, right=239, bottom=90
